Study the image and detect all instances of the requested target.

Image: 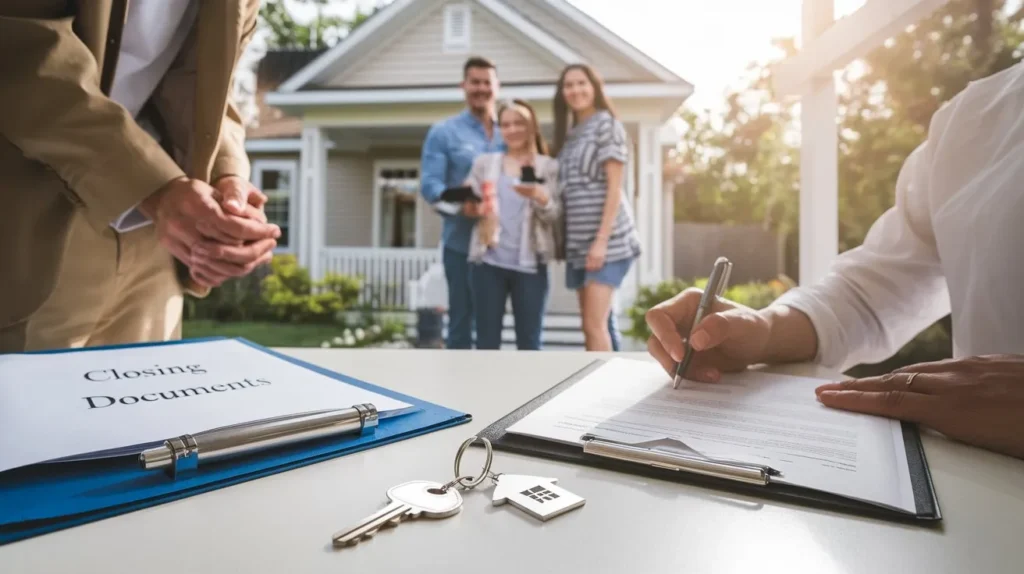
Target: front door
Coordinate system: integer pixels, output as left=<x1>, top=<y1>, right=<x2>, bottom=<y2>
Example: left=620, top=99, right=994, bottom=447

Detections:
left=373, top=161, right=421, bottom=248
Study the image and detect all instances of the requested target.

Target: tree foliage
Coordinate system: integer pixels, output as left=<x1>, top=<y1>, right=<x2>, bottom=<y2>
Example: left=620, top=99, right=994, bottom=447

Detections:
left=673, top=0, right=1024, bottom=253
left=260, top=0, right=383, bottom=50
left=672, top=37, right=800, bottom=236
left=836, top=0, right=1024, bottom=250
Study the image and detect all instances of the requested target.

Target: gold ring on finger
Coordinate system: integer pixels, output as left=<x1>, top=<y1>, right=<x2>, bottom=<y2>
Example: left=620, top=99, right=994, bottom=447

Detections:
left=905, top=372, right=919, bottom=388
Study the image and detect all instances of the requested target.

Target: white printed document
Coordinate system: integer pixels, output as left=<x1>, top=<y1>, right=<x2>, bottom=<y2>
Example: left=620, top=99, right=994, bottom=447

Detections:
left=0, top=339, right=412, bottom=473
left=507, top=358, right=916, bottom=513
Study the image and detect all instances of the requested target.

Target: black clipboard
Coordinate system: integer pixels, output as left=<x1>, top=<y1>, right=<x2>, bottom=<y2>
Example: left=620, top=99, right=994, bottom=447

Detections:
left=439, top=186, right=481, bottom=203
left=477, top=359, right=942, bottom=525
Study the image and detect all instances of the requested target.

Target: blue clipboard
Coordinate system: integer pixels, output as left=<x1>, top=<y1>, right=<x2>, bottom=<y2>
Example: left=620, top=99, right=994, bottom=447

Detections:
left=0, top=337, right=472, bottom=545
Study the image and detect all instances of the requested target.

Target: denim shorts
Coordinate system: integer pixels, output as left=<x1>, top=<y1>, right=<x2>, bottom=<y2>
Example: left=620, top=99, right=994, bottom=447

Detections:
left=566, top=257, right=635, bottom=290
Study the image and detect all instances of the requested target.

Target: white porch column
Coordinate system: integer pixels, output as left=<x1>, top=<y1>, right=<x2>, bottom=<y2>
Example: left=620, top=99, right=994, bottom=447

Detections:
left=614, top=135, right=640, bottom=315
left=636, top=123, right=664, bottom=287
left=798, top=0, right=839, bottom=285
left=299, top=126, right=327, bottom=279
left=662, top=179, right=676, bottom=280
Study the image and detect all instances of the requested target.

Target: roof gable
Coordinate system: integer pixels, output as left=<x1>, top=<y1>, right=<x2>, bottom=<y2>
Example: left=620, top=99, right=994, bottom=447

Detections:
left=534, top=0, right=681, bottom=82
left=278, top=0, right=422, bottom=93
left=278, top=0, right=683, bottom=92
left=327, top=1, right=575, bottom=88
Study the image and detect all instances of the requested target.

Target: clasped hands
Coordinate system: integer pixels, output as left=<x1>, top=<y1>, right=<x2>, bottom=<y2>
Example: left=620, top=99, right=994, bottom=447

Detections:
left=140, top=175, right=280, bottom=288
left=646, top=289, right=1024, bottom=460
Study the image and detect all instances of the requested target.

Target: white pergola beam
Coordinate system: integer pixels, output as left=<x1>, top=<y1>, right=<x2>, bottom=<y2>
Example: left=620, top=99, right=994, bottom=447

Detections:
left=797, top=0, right=839, bottom=287
left=773, top=0, right=949, bottom=96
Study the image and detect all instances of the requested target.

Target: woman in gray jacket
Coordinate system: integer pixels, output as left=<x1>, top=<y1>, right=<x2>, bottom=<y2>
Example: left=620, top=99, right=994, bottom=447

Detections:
left=465, top=99, right=560, bottom=350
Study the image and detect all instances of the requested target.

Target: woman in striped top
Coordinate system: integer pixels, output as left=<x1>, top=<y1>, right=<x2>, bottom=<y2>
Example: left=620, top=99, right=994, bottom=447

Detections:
left=553, top=64, right=642, bottom=351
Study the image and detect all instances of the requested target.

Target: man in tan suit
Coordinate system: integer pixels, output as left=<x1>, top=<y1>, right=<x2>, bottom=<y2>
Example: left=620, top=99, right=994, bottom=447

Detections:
left=0, top=0, right=279, bottom=352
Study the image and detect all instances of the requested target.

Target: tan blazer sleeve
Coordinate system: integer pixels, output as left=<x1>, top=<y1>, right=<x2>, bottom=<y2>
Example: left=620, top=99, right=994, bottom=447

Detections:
left=211, top=100, right=251, bottom=182
left=0, top=11, right=185, bottom=233
left=211, top=0, right=260, bottom=182
left=151, top=0, right=258, bottom=184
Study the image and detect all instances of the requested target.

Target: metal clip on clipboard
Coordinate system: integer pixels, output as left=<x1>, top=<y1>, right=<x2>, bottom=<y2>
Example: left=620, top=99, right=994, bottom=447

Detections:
left=580, top=434, right=781, bottom=486
left=139, top=404, right=379, bottom=478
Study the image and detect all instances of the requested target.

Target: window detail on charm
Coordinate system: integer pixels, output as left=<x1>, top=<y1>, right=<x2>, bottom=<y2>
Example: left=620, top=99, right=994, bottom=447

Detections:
left=521, top=486, right=560, bottom=503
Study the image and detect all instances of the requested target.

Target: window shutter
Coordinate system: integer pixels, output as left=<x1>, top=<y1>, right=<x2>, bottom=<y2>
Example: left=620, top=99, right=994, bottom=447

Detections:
left=443, top=4, right=471, bottom=53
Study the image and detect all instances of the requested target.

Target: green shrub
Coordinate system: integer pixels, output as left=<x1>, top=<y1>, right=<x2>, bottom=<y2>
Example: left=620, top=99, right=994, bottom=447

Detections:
left=307, top=272, right=362, bottom=319
left=261, top=255, right=362, bottom=323
left=183, top=265, right=272, bottom=322
left=722, top=279, right=793, bottom=312
left=623, top=278, right=691, bottom=342
left=625, top=276, right=793, bottom=342
left=261, top=255, right=314, bottom=322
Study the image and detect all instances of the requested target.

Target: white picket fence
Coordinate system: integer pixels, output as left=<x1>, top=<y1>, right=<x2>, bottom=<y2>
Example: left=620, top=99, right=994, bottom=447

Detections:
left=318, top=246, right=644, bottom=350
left=320, top=247, right=440, bottom=309
left=319, top=247, right=638, bottom=345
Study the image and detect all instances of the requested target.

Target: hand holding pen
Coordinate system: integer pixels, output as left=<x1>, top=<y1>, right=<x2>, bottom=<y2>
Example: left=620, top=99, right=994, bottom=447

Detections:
left=644, top=257, right=780, bottom=385
left=671, top=257, right=732, bottom=388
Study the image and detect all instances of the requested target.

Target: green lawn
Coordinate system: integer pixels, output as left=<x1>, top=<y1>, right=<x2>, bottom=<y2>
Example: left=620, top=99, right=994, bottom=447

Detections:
left=183, top=320, right=347, bottom=348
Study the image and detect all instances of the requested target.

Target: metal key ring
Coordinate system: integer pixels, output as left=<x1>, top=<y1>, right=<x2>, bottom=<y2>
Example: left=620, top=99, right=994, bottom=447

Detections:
left=441, top=475, right=476, bottom=492
left=453, top=436, right=494, bottom=489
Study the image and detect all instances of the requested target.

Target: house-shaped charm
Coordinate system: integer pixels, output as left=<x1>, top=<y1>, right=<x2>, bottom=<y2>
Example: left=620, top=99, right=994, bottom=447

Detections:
left=492, top=475, right=585, bottom=522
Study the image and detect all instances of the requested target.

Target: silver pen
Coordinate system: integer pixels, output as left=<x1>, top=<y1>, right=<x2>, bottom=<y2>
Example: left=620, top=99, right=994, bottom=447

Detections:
left=581, top=434, right=779, bottom=486
left=672, top=257, right=733, bottom=389
left=139, top=404, right=378, bottom=478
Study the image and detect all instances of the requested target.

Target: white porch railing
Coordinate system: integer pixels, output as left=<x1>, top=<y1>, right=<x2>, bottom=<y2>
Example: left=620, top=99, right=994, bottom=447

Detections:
left=320, top=247, right=441, bottom=309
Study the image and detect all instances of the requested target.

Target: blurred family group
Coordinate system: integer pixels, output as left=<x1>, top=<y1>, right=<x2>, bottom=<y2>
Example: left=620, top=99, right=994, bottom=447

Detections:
left=419, top=57, right=639, bottom=352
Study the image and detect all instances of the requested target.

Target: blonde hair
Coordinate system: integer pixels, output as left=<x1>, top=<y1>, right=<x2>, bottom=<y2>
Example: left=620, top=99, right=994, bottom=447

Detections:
left=498, top=99, right=549, bottom=156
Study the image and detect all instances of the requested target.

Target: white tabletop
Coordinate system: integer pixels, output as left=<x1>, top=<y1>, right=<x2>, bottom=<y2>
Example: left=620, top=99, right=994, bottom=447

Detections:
left=5, top=350, right=1024, bottom=574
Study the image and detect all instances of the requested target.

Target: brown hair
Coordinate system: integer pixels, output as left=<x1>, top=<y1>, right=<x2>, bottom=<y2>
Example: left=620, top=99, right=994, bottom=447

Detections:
left=463, top=56, right=497, bottom=78
left=498, top=99, right=549, bottom=156
left=552, top=63, right=617, bottom=156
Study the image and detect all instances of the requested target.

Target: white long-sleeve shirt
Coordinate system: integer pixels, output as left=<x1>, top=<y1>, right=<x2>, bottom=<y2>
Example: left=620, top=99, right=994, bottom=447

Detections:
left=775, top=62, right=1024, bottom=372
left=109, top=0, right=198, bottom=232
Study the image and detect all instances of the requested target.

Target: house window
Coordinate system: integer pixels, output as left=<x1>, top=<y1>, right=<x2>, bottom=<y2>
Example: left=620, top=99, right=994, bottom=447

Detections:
left=374, top=163, right=421, bottom=248
left=443, top=4, right=471, bottom=53
left=251, top=160, right=297, bottom=251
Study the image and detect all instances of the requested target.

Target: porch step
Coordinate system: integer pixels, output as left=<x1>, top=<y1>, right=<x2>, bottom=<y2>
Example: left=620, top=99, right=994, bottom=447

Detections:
left=392, top=311, right=638, bottom=350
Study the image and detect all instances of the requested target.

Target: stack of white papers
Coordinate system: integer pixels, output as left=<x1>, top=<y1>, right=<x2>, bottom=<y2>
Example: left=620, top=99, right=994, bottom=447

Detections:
left=0, top=340, right=412, bottom=473
left=507, top=358, right=916, bottom=513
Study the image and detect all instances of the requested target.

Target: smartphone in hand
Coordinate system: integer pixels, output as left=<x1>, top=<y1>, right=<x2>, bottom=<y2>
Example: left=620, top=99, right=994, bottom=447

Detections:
left=518, top=165, right=545, bottom=184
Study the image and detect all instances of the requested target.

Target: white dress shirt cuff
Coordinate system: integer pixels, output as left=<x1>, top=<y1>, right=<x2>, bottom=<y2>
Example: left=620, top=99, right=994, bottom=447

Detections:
left=433, top=201, right=460, bottom=217
left=773, top=288, right=849, bottom=371
left=110, top=206, right=153, bottom=233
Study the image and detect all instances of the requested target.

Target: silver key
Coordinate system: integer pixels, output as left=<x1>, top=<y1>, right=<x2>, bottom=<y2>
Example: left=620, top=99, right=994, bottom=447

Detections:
left=332, top=480, right=463, bottom=547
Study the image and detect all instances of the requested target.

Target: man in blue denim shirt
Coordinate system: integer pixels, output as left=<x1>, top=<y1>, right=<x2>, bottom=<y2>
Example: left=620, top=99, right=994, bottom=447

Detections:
left=420, top=57, right=504, bottom=349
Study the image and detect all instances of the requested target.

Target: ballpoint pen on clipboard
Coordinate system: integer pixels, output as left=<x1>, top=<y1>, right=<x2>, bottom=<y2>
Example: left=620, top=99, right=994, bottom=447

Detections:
left=672, top=257, right=733, bottom=389
left=580, top=434, right=780, bottom=486
left=139, top=404, right=379, bottom=478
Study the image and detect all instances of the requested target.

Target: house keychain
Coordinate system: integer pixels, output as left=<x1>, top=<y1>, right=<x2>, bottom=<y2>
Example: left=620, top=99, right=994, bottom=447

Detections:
left=449, top=436, right=586, bottom=522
